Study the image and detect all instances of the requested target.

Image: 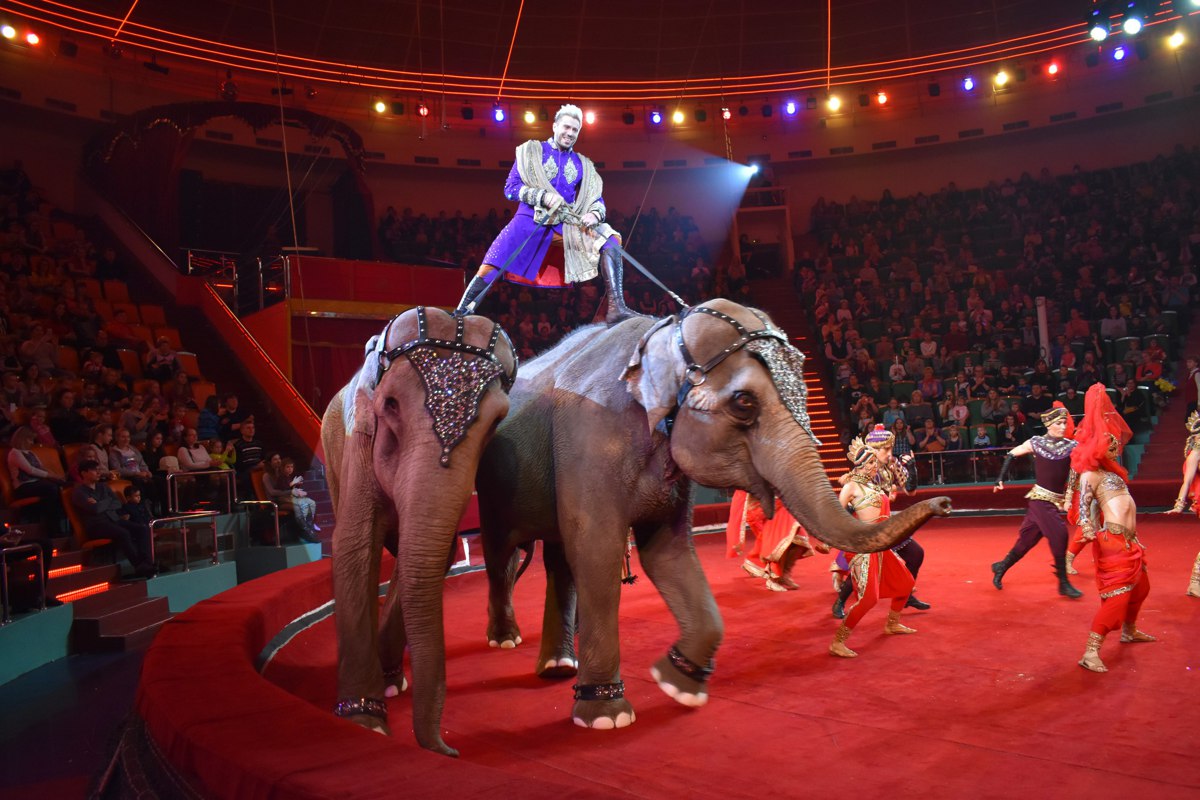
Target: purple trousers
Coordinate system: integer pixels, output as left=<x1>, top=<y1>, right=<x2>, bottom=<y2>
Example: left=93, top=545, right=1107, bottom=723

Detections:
left=1011, top=499, right=1067, bottom=559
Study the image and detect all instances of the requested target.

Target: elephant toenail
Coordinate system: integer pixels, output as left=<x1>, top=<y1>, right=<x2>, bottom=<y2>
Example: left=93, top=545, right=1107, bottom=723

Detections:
left=614, top=712, right=634, bottom=728
left=500, top=640, right=517, bottom=649
left=591, top=717, right=616, bottom=730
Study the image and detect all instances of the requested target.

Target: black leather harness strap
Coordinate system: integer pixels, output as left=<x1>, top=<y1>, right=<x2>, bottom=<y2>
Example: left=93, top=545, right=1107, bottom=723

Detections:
left=374, top=306, right=515, bottom=391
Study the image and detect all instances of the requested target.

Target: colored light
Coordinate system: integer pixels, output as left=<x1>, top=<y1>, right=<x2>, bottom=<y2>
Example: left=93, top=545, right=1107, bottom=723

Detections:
left=876, top=90, right=888, bottom=105
left=784, top=100, right=797, bottom=115
left=373, top=99, right=386, bottom=113
left=493, top=105, right=505, bottom=122
left=1122, top=14, right=1143, bottom=36
left=25, top=31, right=39, bottom=45
left=746, top=163, right=760, bottom=175
left=1047, top=61, right=1060, bottom=75
left=417, top=102, right=429, bottom=117
left=1168, top=31, right=1185, bottom=49
left=1090, top=23, right=1109, bottom=41
left=650, top=110, right=662, bottom=124
left=721, top=107, right=731, bottom=120
left=584, top=110, right=595, bottom=124
left=826, top=95, right=841, bottom=111
left=995, top=70, right=1010, bottom=86
left=672, top=109, right=684, bottom=124
left=1113, top=45, right=1127, bottom=60
left=524, top=109, right=535, bottom=123
left=963, top=76, right=975, bottom=91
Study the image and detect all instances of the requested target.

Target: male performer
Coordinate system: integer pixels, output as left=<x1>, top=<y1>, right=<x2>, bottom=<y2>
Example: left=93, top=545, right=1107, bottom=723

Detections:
left=991, top=401, right=1083, bottom=598
left=453, top=104, right=633, bottom=322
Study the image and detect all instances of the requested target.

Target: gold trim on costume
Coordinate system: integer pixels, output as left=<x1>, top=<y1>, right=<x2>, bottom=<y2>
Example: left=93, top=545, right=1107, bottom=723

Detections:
left=1099, top=585, right=1134, bottom=600
left=1025, top=484, right=1065, bottom=506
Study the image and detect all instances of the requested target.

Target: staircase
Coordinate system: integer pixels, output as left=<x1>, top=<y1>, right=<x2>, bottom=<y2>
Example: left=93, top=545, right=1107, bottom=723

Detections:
left=70, top=582, right=172, bottom=652
left=1125, top=308, right=1197, bottom=482
left=747, top=276, right=848, bottom=479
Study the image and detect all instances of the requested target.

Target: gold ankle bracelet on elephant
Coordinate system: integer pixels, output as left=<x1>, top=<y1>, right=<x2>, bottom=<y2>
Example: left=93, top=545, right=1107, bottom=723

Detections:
left=333, top=697, right=388, bottom=720
left=573, top=681, right=626, bottom=701
left=667, top=644, right=716, bottom=682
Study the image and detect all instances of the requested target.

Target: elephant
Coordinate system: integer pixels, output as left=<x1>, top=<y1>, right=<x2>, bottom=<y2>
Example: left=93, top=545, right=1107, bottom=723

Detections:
left=476, top=298, right=951, bottom=730
left=320, top=306, right=516, bottom=757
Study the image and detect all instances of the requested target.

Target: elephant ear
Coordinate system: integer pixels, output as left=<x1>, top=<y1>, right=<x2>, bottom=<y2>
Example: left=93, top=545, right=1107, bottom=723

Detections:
left=622, top=315, right=686, bottom=434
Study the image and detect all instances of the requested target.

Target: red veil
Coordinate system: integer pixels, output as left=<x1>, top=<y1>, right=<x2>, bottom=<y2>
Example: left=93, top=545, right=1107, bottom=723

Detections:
left=1069, top=384, right=1132, bottom=481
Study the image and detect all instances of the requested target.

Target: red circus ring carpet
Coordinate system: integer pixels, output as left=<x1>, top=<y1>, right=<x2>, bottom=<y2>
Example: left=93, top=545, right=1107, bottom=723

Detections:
left=136, top=513, right=1200, bottom=799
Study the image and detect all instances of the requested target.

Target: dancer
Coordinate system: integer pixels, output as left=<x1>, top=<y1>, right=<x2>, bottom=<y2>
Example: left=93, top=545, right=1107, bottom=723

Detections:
left=453, top=104, right=633, bottom=322
left=1065, top=384, right=1155, bottom=673
left=990, top=402, right=1084, bottom=598
left=829, top=425, right=918, bottom=658
left=726, top=490, right=826, bottom=592
left=1163, top=411, right=1200, bottom=597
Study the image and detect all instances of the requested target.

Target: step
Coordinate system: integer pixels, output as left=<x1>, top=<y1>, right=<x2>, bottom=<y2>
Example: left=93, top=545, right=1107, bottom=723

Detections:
left=70, top=581, right=149, bottom=616
left=73, top=596, right=172, bottom=653
left=48, top=563, right=122, bottom=597
left=94, top=618, right=171, bottom=653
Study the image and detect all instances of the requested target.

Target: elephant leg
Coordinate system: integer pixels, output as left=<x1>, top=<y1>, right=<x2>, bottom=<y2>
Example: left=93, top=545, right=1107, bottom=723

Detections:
left=636, top=516, right=724, bottom=709
left=331, top=436, right=391, bottom=736
left=377, top=570, right=409, bottom=697
left=536, top=540, right=578, bottom=678
left=563, top=520, right=635, bottom=730
left=483, top=528, right=524, bottom=649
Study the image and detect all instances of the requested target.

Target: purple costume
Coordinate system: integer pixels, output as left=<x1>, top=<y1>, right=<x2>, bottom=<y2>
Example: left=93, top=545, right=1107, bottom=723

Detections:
left=482, top=138, right=616, bottom=287
left=1011, top=435, right=1077, bottom=559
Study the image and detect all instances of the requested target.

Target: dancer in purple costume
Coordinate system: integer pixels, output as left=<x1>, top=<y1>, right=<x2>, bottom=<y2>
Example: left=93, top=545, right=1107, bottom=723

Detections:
left=453, top=104, right=633, bottom=322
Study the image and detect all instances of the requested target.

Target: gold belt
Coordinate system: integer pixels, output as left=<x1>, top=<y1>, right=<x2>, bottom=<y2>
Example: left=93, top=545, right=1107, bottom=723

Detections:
left=1025, top=484, right=1065, bottom=506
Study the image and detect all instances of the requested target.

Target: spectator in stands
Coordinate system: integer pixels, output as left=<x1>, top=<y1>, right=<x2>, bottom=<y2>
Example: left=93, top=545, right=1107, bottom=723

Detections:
left=28, top=406, right=54, bottom=447
left=1110, top=362, right=1131, bottom=389
left=47, top=387, right=90, bottom=443
left=1065, top=308, right=1091, bottom=341
left=145, top=337, right=179, bottom=382
left=1117, top=379, right=1149, bottom=431
left=918, top=332, right=938, bottom=360
left=119, top=394, right=152, bottom=444
left=1021, top=383, right=1054, bottom=430
left=981, top=389, right=1010, bottom=424
left=1054, top=365, right=1077, bottom=393
left=967, top=365, right=993, bottom=398
left=840, top=374, right=867, bottom=415
left=943, top=425, right=968, bottom=481
left=20, top=363, right=47, bottom=409
left=79, top=348, right=104, bottom=383
left=947, top=394, right=970, bottom=428
left=891, top=418, right=916, bottom=462
left=97, top=368, right=130, bottom=409
left=905, top=390, right=934, bottom=429
left=109, top=425, right=157, bottom=510
left=197, top=395, right=221, bottom=441
left=71, top=459, right=155, bottom=578
left=104, top=308, right=144, bottom=353
left=998, top=413, right=1026, bottom=447
left=218, top=394, right=250, bottom=441
left=1060, top=385, right=1084, bottom=417
left=1099, top=306, right=1127, bottom=340
left=917, top=367, right=942, bottom=403
left=881, top=397, right=906, bottom=428
left=227, top=418, right=265, bottom=499
left=887, top=356, right=907, bottom=383
left=7, top=425, right=66, bottom=537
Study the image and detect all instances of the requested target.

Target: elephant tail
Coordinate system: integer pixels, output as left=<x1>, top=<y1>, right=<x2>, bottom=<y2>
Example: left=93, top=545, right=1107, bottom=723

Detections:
left=514, top=543, right=535, bottom=583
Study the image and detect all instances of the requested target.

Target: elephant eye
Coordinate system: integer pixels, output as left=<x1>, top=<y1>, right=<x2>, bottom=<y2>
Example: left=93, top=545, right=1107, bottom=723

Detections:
left=729, top=391, right=758, bottom=422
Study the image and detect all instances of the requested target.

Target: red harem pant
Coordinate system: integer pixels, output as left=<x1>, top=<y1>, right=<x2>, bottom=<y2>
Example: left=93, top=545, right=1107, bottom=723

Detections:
left=1089, top=530, right=1150, bottom=636
left=843, top=549, right=916, bottom=630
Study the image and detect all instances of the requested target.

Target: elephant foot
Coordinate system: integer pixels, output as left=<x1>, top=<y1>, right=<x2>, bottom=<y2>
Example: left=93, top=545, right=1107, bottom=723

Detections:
left=649, top=645, right=714, bottom=708
left=571, top=682, right=636, bottom=729
left=537, top=656, right=579, bottom=679
left=334, top=698, right=392, bottom=736
left=383, top=674, right=408, bottom=698
left=488, top=633, right=522, bottom=648
left=418, top=736, right=460, bottom=758
left=347, top=714, right=391, bottom=735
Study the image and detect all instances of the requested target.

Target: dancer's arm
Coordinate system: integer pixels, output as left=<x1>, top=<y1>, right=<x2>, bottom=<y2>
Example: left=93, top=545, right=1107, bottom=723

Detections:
left=993, top=439, right=1033, bottom=491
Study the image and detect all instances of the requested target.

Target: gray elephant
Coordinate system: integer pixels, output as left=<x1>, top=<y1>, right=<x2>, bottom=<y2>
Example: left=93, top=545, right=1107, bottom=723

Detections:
left=477, top=298, right=951, bottom=729
left=321, top=306, right=516, bottom=756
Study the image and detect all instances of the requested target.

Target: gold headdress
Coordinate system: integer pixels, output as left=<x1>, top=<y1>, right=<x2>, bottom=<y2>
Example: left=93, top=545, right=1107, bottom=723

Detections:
left=1188, top=410, right=1200, bottom=435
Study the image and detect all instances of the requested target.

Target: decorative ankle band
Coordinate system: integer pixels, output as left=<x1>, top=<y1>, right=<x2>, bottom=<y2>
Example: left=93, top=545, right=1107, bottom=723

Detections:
left=573, top=681, right=626, bottom=701
left=333, top=697, right=388, bottom=720
left=667, top=644, right=716, bottom=682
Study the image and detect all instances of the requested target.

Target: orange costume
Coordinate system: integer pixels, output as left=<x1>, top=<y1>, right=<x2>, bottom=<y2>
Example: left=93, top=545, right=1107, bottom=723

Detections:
left=726, top=490, right=825, bottom=591
left=1169, top=412, right=1200, bottom=597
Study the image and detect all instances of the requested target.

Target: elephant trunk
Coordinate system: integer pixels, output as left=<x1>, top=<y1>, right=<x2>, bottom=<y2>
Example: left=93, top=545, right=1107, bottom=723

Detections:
left=754, top=420, right=950, bottom=554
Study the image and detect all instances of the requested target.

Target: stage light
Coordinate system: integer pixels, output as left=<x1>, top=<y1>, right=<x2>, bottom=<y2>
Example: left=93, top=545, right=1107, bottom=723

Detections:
left=994, top=70, right=1010, bottom=87
left=1047, top=61, right=1060, bottom=75
left=103, top=39, right=123, bottom=59
left=25, top=31, right=39, bottom=45
left=305, top=85, right=318, bottom=99
left=538, top=107, right=549, bottom=121
left=0, top=25, right=15, bottom=40
left=373, top=98, right=387, bottom=113
left=1121, top=2, right=1146, bottom=35
left=927, top=82, right=941, bottom=97
left=1086, top=51, right=1102, bottom=67
left=650, top=109, right=662, bottom=125
left=738, top=105, right=749, bottom=117
left=806, top=95, right=818, bottom=109
left=585, top=110, right=596, bottom=124
left=493, top=105, right=505, bottom=123
left=524, top=109, right=536, bottom=124
left=962, top=76, right=975, bottom=91
left=1174, top=0, right=1200, bottom=11
left=876, top=90, right=888, bottom=105
left=826, top=95, right=841, bottom=111
left=143, top=55, right=169, bottom=75
left=721, top=107, right=732, bottom=120
left=694, top=108, right=706, bottom=122
left=784, top=100, right=797, bottom=115
left=417, top=101, right=429, bottom=116
left=761, top=104, right=773, bottom=117
left=219, top=70, right=238, bottom=102
left=621, top=110, right=635, bottom=125
left=1087, top=3, right=1110, bottom=41
left=746, top=163, right=760, bottom=176
left=389, top=101, right=404, bottom=114
left=1113, top=44, right=1127, bottom=60
left=461, top=105, right=474, bottom=120
left=1168, top=31, right=1185, bottom=49
left=671, top=109, right=685, bottom=124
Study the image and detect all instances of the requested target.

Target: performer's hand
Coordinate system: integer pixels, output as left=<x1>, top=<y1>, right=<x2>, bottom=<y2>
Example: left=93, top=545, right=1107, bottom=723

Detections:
left=993, top=482, right=1004, bottom=492
left=580, top=211, right=599, bottom=230
left=545, top=192, right=564, bottom=214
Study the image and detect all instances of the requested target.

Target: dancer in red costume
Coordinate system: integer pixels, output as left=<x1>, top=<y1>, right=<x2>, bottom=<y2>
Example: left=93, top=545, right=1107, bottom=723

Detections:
left=1065, top=384, right=1156, bottom=673
left=829, top=424, right=917, bottom=658
left=726, top=490, right=827, bottom=592
left=1163, top=411, right=1200, bottom=598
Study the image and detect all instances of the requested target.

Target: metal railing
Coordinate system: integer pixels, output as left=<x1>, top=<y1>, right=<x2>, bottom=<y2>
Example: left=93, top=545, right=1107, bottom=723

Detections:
left=908, top=445, right=1026, bottom=486
left=236, top=500, right=282, bottom=547
left=150, top=512, right=221, bottom=572
left=166, top=469, right=236, bottom=515
left=1, top=542, right=45, bottom=624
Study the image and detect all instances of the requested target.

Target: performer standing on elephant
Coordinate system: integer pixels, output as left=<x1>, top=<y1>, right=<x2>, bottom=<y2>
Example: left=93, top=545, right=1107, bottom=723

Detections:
left=727, top=490, right=827, bottom=592
left=1163, top=411, right=1200, bottom=598
left=1065, top=384, right=1155, bottom=673
left=453, top=104, right=634, bottom=322
left=829, top=425, right=919, bottom=658
left=990, top=401, right=1084, bottom=598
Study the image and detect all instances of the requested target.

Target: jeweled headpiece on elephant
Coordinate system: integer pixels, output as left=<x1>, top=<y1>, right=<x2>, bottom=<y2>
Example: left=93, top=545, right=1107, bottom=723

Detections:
left=865, top=423, right=895, bottom=449
left=1188, top=410, right=1200, bottom=434
left=744, top=337, right=820, bottom=446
